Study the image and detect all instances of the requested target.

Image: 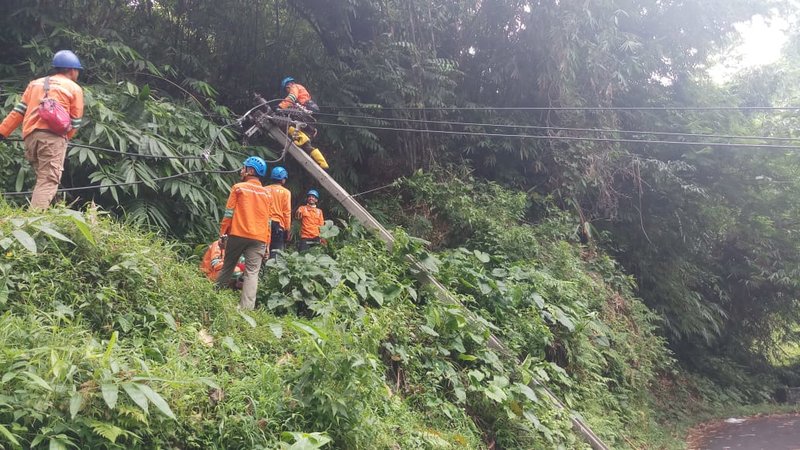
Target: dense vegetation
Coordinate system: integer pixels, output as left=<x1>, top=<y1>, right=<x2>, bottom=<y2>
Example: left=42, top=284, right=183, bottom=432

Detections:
left=2, top=0, right=800, bottom=447
left=0, top=190, right=669, bottom=448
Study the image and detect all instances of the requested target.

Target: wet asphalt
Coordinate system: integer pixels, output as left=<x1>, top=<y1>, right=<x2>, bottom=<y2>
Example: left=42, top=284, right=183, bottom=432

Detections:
left=692, top=414, right=800, bottom=450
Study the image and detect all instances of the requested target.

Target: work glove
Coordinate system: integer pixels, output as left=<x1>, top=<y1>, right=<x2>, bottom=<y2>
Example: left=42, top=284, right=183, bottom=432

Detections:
left=218, top=235, right=228, bottom=250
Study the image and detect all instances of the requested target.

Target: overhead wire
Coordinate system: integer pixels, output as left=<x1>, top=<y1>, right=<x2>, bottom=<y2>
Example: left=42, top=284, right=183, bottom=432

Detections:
left=313, top=112, right=800, bottom=144
left=313, top=121, right=800, bottom=150
left=321, top=105, right=800, bottom=112
left=348, top=181, right=401, bottom=199
left=4, top=137, right=212, bottom=160
left=1, top=168, right=240, bottom=197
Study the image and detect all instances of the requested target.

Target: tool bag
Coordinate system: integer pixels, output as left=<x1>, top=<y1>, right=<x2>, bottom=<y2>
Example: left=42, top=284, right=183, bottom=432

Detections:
left=38, top=77, right=72, bottom=135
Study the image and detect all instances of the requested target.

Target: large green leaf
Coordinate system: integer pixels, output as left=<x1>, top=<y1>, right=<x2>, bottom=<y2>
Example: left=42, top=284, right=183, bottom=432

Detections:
left=11, top=229, right=36, bottom=253
left=122, top=382, right=148, bottom=414
left=102, top=383, right=119, bottom=409
left=136, top=383, right=176, bottom=419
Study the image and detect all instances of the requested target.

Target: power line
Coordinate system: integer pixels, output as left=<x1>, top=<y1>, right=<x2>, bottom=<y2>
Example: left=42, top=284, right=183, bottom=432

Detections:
left=349, top=181, right=400, bottom=199
left=315, top=112, right=800, bottom=143
left=2, top=168, right=239, bottom=197
left=4, top=137, right=211, bottom=160
left=69, top=142, right=209, bottom=160
left=314, top=121, right=800, bottom=150
left=321, top=105, right=800, bottom=112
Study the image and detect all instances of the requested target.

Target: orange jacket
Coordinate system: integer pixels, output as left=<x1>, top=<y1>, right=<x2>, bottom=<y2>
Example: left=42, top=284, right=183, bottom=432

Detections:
left=200, top=241, right=225, bottom=280
left=0, top=74, right=84, bottom=139
left=200, top=241, right=245, bottom=281
left=279, top=83, right=312, bottom=109
left=296, top=204, right=324, bottom=239
left=265, top=184, right=291, bottom=230
left=219, top=178, right=273, bottom=244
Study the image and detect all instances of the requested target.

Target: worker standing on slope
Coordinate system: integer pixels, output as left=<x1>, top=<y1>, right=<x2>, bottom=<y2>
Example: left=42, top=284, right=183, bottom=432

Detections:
left=265, top=166, right=291, bottom=259
left=278, top=77, right=329, bottom=169
left=295, top=189, right=325, bottom=252
left=0, top=50, right=84, bottom=208
left=217, top=156, right=273, bottom=310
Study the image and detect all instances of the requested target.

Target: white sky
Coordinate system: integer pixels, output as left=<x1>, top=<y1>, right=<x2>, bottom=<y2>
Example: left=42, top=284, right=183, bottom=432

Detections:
left=708, top=12, right=793, bottom=83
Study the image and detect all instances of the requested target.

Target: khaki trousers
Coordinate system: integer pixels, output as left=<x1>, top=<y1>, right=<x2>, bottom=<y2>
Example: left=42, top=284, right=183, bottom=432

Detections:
left=215, top=236, right=267, bottom=310
left=23, top=130, right=68, bottom=209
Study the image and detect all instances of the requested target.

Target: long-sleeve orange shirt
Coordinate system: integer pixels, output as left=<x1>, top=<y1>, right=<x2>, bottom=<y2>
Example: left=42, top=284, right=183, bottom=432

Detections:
left=200, top=240, right=225, bottom=280
left=265, top=184, right=291, bottom=230
left=296, top=204, right=324, bottom=239
left=200, top=241, right=245, bottom=281
left=0, top=74, right=84, bottom=139
left=278, top=83, right=312, bottom=109
left=219, top=178, right=273, bottom=244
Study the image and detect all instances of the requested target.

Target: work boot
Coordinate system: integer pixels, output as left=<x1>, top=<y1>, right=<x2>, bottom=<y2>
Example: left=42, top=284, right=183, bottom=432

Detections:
left=309, top=148, right=329, bottom=169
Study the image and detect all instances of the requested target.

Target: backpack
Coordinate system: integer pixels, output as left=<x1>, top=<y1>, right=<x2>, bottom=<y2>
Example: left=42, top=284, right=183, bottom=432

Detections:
left=38, top=77, right=72, bottom=135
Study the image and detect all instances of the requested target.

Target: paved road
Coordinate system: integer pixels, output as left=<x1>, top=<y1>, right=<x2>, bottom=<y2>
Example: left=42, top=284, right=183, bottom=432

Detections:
left=690, top=414, right=800, bottom=450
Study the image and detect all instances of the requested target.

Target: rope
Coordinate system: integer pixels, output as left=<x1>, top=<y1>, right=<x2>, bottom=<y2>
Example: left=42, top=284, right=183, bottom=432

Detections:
left=2, top=168, right=239, bottom=197
left=314, top=112, right=800, bottom=143
left=313, top=121, right=800, bottom=150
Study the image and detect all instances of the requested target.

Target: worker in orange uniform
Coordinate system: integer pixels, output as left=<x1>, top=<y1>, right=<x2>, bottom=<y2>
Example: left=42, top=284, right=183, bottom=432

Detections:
left=278, top=77, right=319, bottom=113
left=278, top=77, right=328, bottom=169
left=296, top=189, right=325, bottom=252
left=200, top=240, right=246, bottom=288
left=265, top=166, right=291, bottom=259
left=0, top=50, right=84, bottom=208
left=217, top=156, right=273, bottom=310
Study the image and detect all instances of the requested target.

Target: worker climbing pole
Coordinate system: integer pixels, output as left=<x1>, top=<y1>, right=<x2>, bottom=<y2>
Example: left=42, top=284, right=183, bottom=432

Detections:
left=273, top=76, right=329, bottom=169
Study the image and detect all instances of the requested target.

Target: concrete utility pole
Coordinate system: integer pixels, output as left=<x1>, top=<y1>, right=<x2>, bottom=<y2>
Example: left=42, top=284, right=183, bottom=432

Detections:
left=250, top=110, right=609, bottom=450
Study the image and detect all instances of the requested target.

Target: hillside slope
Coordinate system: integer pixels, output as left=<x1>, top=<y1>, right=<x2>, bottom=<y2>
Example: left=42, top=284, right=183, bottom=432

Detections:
left=0, top=187, right=670, bottom=449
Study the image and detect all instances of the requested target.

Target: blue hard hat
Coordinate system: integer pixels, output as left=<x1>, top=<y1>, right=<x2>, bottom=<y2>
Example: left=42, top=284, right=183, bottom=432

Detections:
left=270, top=166, right=288, bottom=180
left=281, top=77, right=295, bottom=89
left=243, top=156, right=267, bottom=177
left=307, top=189, right=320, bottom=199
left=52, top=50, right=83, bottom=70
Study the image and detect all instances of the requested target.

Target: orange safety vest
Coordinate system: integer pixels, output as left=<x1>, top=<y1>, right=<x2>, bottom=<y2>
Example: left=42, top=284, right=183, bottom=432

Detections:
left=0, top=74, right=84, bottom=139
left=265, top=184, right=292, bottom=230
left=279, top=83, right=312, bottom=109
left=219, top=178, right=273, bottom=243
left=296, top=204, right=324, bottom=239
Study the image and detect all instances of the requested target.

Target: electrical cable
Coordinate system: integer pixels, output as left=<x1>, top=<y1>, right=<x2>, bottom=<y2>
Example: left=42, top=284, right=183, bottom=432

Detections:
left=314, top=112, right=800, bottom=144
left=321, top=105, right=800, bottom=112
left=69, top=142, right=208, bottom=160
left=1, top=168, right=239, bottom=197
left=4, top=137, right=213, bottom=160
left=348, top=181, right=400, bottom=199
left=313, top=121, right=800, bottom=150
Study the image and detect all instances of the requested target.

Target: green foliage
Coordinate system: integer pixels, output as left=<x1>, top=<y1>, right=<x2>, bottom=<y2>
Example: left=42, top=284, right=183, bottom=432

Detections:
left=369, top=171, right=678, bottom=447
left=3, top=0, right=800, bottom=447
left=0, top=26, right=246, bottom=239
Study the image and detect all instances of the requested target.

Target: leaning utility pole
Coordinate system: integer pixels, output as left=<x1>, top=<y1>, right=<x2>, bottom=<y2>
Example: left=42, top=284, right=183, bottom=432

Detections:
left=244, top=104, right=610, bottom=450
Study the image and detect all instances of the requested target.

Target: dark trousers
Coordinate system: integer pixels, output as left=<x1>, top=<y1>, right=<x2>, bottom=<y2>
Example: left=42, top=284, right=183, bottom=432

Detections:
left=269, top=221, right=286, bottom=259
left=298, top=237, right=321, bottom=252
